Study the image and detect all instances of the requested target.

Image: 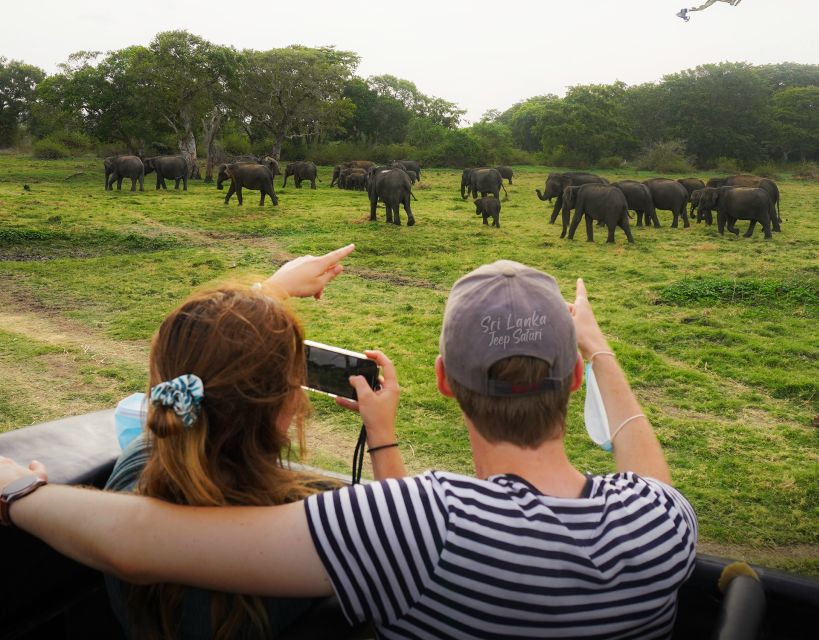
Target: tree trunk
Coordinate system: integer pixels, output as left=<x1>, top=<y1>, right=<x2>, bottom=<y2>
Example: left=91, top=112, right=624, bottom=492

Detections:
left=178, top=111, right=200, bottom=179
left=269, top=129, right=287, bottom=161
left=202, top=108, right=222, bottom=183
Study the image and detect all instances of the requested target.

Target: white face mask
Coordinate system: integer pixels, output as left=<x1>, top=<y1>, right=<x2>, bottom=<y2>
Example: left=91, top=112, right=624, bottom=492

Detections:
left=584, top=363, right=612, bottom=451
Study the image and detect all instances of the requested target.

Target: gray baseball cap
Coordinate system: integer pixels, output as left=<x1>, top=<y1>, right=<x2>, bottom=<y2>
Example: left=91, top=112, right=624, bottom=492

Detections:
left=440, top=260, right=577, bottom=396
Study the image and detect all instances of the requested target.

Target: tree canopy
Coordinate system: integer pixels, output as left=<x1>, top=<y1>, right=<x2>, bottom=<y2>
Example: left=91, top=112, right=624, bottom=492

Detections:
left=2, top=31, right=817, bottom=170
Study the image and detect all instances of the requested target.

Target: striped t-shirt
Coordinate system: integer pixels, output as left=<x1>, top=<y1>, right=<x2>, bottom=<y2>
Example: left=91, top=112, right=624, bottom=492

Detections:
left=304, top=470, right=697, bottom=639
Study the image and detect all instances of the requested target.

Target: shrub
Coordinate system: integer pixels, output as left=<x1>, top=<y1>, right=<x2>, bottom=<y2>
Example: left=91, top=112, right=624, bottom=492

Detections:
left=751, top=163, right=781, bottom=180
left=96, top=143, right=129, bottom=158
left=219, top=133, right=251, bottom=156
left=634, top=140, right=692, bottom=173
left=793, top=161, right=819, bottom=181
left=504, top=149, right=538, bottom=166
left=33, top=137, right=71, bottom=159
left=714, top=157, right=741, bottom=174
left=47, top=130, right=94, bottom=152
left=542, top=145, right=591, bottom=170
left=597, top=155, right=627, bottom=170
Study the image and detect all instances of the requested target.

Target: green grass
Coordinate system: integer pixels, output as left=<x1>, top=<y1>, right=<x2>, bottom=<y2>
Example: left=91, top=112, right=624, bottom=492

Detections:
left=1, top=154, right=817, bottom=574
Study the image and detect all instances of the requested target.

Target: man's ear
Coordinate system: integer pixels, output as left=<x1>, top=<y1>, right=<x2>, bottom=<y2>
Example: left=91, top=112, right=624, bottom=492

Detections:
left=570, top=353, right=584, bottom=392
left=435, top=356, right=455, bottom=398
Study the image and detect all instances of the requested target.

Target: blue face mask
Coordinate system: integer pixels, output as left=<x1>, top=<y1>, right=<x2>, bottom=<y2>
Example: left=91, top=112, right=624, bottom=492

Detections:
left=584, top=363, right=612, bottom=451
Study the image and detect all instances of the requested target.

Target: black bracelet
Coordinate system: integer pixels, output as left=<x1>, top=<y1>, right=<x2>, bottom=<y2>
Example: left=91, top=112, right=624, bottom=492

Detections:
left=367, top=442, right=399, bottom=454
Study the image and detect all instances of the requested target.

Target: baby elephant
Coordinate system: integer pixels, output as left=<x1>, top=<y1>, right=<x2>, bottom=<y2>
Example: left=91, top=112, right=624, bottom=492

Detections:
left=474, top=197, right=501, bottom=228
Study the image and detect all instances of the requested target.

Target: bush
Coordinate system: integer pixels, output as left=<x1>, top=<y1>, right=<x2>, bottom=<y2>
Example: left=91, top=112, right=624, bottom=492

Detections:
left=47, top=130, right=94, bottom=152
left=793, top=161, right=819, bottom=181
left=542, top=145, right=591, bottom=170
left=503, top=149, right=538, bottom=166
left=219, top=133, right=250, bottom=156
left=634, top=140, right=692, bottom=173
left=714, top=157, right=741, bottom=174
left=96, top=143, right=129, bottom=158
left=33, top=137, right=71, bottom=159
left=751, top=163, right=782, bottom=180
left=597, top=155, right=628, bottom=170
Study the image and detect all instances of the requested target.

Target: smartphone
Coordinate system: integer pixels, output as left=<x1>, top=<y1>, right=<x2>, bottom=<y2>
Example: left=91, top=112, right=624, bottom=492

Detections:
left=303, top=340, right=379, bottom=400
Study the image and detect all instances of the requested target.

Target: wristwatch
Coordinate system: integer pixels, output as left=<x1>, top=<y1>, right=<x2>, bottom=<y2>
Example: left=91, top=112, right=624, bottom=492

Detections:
left=1, top=474, right=48, bottom=526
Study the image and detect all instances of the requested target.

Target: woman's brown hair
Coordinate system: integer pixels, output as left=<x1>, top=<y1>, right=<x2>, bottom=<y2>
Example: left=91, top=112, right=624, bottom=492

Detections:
left=127, top=286, right=333, bottom=640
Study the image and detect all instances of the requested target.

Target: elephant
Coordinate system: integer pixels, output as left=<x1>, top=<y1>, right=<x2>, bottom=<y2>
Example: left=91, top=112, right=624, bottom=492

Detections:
left=724, top=175, right=781, bottom=223
left=216, top=162, right=278, bottom=206
left=698, top=186, right=778, bottom=239
left=391, top=162, right=416, bottom=184
left=536, top=172, right=608, bottom=223
left=261, top=156, right=280, bottom=176
left=723, top=174, right=761, bottom=187
left=331, top=160, right=375, bottom=187
left=345, top=172, right=367, bottom=191
left=558, top=186, right=581, bottom=238
left=495, top=166, right=514, bottom=185
left=690, top=189, right=713, bottom=224
left=643, top=178, right=690, bottom=227
left=677, top=177, right=705, bottom=198
left=461, top=168, right=508, bottom=200
left=339, top=168, right=367, bottom=190
left=567, top=184, right=634, bottom=244
left=104, top=155, right=144, bottom=192
left=706, top=177, right=727, bottom=188
left=143, top=155, right=188, bottom=191
left=392, top=159, right=421, bottom=182
left=368, top=168, right=415, bottom=226
left=612, top=180, right=659, bottom=228
left=474, top=197, right=501, bottom=228
left=282, top=161, right=319, bottom=189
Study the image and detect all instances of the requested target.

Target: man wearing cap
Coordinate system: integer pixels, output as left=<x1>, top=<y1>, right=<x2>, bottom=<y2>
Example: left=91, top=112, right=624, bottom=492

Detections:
left=1, top=256, right=696, bottom=639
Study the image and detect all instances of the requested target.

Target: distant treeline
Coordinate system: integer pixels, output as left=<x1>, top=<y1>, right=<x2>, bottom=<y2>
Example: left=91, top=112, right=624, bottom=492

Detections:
left=1, top=31, right=818, bottom=173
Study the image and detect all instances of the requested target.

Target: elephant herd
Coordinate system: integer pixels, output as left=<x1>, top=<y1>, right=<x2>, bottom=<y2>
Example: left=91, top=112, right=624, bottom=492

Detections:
left=535, top=172, right=782, bottom=243
left=102, top=156, right=782, bottom=240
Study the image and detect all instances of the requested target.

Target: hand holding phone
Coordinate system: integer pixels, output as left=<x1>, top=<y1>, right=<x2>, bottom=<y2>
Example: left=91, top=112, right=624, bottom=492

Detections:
left=304, top=340, right=379, bottom=400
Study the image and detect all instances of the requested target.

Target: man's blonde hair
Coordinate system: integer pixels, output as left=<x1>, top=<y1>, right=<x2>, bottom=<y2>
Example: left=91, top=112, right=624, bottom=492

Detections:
left=447, top=356, right=573, bottom=448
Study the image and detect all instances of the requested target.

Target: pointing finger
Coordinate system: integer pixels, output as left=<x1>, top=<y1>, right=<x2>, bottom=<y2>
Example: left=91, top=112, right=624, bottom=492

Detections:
left=317, top=244, right=355, bottom=270
left=575, top=278, right=588, bottom=302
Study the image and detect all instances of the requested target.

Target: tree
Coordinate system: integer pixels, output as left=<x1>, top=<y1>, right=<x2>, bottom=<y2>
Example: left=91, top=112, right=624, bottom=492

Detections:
left=232, top=46, right=358, bottom=160
left=467, top=122, right=514, bottom=165
left=0, top=58, right=46, bottom=146
left=756, top=63, right=819, bottom=92
left=141, top=31, right=236, bottom=177
left=367, top=74, right=464, bottom=129
left=538, top=83, right=636, bottom=165
left=771, top=86, right=819, bottom=161
left=38, top=49, right=158, bottom=153
left=340, top=79, right=411, bottom=144
left=661, top=62, right=770, bottom=167
left=499, top=96, right=558, bottom=152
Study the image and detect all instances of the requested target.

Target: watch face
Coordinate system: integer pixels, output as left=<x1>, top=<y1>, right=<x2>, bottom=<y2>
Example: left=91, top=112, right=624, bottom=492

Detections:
left=3, top=475, right=42, bottom=498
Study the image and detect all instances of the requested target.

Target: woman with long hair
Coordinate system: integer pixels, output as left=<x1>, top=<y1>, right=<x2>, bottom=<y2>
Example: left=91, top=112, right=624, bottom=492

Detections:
left=102, top=244, right=404, bottom=639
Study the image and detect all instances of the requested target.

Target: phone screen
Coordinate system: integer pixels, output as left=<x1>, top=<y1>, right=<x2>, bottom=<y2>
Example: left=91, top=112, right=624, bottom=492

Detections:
left=304, top=340, right=379, bottom=400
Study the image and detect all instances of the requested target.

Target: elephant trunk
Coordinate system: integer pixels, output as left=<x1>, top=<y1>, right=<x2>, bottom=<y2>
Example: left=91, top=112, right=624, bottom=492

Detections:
left=535, top=188, right=551, bottom=202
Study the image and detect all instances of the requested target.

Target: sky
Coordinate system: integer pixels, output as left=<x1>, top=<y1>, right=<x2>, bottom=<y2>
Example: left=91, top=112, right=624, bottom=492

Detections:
left=2, top=0, right=818, bottom=123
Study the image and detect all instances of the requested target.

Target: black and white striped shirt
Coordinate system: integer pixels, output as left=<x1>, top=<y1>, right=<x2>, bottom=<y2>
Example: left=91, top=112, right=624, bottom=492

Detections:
left=304, top=471, right=697, bottom=639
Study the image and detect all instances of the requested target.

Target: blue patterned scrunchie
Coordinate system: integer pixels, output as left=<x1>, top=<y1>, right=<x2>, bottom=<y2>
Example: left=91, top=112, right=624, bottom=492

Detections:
left=150, top=374, right=204, bottom=428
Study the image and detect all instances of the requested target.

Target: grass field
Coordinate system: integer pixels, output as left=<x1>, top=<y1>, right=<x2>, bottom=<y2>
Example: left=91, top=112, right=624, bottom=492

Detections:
left=1, top=154, right=817, bottom=574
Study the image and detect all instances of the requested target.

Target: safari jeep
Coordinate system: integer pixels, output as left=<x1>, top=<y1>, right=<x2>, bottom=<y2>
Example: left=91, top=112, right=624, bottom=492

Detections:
left=1, top=410, right=817, bottom=640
